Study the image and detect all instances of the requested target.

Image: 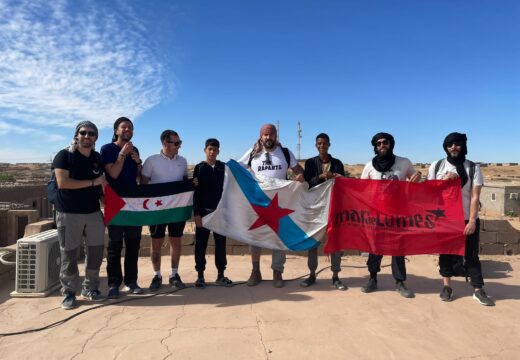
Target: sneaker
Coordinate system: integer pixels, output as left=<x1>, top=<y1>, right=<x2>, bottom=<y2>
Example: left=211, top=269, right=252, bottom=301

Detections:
left=107, top=287, right=120, bottom=299
left=396, top=281, right=415, bottom=298
left=149, top=276, right=162, bottom=291
left=273, top=270, right=284, bottom=288
left=246, top=269, right=262, bottom=287
left=81, top=289, right=105, bottom=301
left=332, top=278, right=347, bottom=291
left=61, top=292, right=77, bottom=310
left=473, top=289, right=495, bottom=306
left=195, top=277, right=206, bottom=289
left=215, top=276, right=233, bottom=287
left=361, top=278, right=378, bottom=293
left=300, top=275, right=316, bottom=288
left=124, top=283, right=144, bottom=294
left=169, top=274, right=185, bottom=289
left=439, top=286, right=453, bottom=302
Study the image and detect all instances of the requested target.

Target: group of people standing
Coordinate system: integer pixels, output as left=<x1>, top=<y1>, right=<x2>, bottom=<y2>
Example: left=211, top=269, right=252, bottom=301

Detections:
left=52, top=119, right=494, bottom=310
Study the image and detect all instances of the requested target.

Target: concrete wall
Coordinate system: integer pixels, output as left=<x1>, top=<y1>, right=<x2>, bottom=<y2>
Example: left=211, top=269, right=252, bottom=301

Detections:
left=0, top=185, right=52, bottom=218
left=481, top=186, right=506, bottom=216
left=5, top=210, right=39, bottom=246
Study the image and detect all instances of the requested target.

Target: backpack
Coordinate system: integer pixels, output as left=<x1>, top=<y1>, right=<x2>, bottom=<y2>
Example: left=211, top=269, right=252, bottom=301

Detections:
left=47, top=151, right=102, bottom=204
left=434, top=158, right=476, bottom=281
left=48, top=151, right=73, bottom=205
left=434, top=158, right=476, bottom=188
left=247, top=146, right=291, bottom=168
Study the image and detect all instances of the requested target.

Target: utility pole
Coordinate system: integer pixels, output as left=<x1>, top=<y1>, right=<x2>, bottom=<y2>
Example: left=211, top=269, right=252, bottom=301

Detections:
left=297, top=121, right=302, bottom=160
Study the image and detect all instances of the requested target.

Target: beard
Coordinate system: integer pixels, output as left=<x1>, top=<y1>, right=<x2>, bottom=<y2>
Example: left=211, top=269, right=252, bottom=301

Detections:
left=263, top=139, right=275, bottom=150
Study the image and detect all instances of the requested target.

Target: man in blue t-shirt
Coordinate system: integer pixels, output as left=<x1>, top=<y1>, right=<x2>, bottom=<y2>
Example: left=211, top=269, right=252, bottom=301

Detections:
left=100, top=117, right=144, bottom=298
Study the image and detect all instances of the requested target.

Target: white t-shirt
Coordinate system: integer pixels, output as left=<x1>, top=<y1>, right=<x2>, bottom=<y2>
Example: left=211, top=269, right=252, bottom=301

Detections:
left=142, top=152, right=188, bottom=184
left=361, top=156, right=417, bottom=181
left=427, top=159, right=483, bottom=220
left=238, top=146, right=298, bottom=180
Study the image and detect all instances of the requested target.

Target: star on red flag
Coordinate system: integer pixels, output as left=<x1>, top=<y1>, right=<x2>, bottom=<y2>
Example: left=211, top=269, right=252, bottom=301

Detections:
left=155, top=200, right=163, bottom=207
left=248, top=193, right=294, bottom=234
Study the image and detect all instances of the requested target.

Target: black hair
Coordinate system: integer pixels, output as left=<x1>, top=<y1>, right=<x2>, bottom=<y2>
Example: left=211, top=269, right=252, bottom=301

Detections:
left=112, top=117, right=133, bottom=142
left=205, top=138, right=220, bottom=148
left=315, top=133, right=330, bottom=143
left=160, top=129, right=179, bottom=142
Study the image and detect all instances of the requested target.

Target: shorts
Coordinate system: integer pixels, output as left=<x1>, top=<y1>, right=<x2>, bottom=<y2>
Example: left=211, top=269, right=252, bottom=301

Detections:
left=150, top=222, right=186, bottom=238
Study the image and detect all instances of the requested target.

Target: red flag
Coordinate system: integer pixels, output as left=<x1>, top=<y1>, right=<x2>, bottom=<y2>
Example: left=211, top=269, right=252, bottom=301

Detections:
left=325, top=178, right=466, bottom=256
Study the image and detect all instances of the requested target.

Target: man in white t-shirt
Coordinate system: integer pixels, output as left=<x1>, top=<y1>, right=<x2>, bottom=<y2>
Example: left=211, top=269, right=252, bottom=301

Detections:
left=141, top=130, right=189, bottom=291
left=360, top=132, right=421, bottom=298
left=428, top=132, right=494, bottom=306
left=238, top=123, right=304, bottom=288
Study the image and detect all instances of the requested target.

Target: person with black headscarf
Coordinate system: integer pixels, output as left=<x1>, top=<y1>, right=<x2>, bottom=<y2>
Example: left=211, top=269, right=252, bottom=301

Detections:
left=427, top=132, right=494, bottom=306
left=360, top=132, right=421, bottom=298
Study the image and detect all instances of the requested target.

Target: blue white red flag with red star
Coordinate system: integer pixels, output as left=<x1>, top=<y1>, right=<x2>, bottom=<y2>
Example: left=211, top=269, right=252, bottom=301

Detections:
left=202, top=160, right=332, bottom=251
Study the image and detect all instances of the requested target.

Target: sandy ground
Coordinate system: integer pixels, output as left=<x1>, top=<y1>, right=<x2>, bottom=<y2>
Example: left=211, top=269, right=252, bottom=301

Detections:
left=0, top=254, right=519, bottom=360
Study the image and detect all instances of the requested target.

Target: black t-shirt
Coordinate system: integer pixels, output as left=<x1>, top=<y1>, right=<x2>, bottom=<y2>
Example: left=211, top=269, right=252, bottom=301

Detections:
left=52, top=149, right=103, bottom=214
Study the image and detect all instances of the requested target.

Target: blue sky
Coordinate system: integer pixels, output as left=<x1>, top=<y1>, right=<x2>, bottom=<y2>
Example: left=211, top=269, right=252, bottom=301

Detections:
left=0, top=0, right=518, bottom=164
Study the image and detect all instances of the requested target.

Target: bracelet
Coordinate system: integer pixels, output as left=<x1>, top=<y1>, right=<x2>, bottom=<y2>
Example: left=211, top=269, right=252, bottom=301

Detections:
left=91, top=179, right=95, bottom=187
left=118, top=152, right=126, bottom=158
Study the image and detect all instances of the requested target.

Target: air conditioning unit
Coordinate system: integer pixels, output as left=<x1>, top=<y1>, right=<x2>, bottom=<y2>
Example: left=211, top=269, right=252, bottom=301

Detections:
left=11, top=229, right=61, bottom=297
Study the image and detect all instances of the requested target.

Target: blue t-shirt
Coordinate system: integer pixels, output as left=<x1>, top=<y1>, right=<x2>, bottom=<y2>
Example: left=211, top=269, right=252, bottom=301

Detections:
left=100, top=142, right=140, bottom=187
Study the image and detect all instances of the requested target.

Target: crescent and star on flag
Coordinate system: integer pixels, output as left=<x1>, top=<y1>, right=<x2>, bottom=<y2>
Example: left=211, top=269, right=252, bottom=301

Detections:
left=142, top=199, right=163, bottom=210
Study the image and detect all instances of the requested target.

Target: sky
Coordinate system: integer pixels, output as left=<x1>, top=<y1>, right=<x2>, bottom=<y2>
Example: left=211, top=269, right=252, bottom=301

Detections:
left=0, top=0, right=518, bottom=165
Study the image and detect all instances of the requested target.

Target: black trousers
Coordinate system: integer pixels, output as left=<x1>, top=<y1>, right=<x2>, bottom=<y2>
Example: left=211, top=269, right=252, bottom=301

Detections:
left=439, top=219, right=484, bottom=288
left=195, top=217, right=227, bottom=274
left=106, top=225, right=142, bottom=288
left=367, top=254, right=406, bottom=282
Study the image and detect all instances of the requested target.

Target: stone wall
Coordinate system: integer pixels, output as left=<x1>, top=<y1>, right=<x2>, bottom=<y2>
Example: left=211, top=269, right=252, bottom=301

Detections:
left=480, top=219, right=520, bottom=255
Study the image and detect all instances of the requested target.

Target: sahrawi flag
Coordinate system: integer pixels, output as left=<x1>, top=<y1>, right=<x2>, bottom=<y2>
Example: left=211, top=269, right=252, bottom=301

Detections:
left=326, top=178, right=466, bottom=256
left=203, top=160, right=332, bottom=251
left=104, top=180, right=194, bottom=226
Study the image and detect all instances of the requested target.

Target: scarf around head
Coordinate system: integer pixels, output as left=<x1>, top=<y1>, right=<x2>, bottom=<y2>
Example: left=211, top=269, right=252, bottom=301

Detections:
left=371, top=132, right=396, bottom=173
left=443, top=132, right=468, bottom=187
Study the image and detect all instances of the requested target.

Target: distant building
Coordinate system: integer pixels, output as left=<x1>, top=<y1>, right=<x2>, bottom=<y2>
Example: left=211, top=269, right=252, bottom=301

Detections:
left=480, top=182, right=520, bottom=217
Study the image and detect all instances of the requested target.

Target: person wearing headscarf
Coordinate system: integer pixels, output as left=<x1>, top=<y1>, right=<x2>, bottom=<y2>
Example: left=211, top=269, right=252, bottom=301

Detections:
left=427, top=132, right=494, bottom=306
left=360, top=132, right=421, bottom=298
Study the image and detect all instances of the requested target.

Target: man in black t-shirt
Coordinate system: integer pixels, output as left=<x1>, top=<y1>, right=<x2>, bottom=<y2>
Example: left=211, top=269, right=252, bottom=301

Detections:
left=52, top=121, right=106, bottom=310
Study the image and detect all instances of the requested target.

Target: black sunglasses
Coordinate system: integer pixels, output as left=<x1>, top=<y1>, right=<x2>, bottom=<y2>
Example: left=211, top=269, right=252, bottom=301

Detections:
left=166, top=140, right=182, bottom=146
left=376, top=139, right=389, bottom=147
left=446, top=141, right=463, bottom=148
left=78, top=130, right=96, bottom=137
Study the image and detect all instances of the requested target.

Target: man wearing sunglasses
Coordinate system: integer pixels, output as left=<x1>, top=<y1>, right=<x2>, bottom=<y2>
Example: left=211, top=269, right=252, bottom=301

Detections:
left=360, top=132, right=421, bottom=298
left=238, top=123, right=304, bottom=288
left=101, top=117, right=144, bottom=298
left=141, top=130, right=189, bottom=291
left=52, top=121, right=106, bottom=309
left=427, top=132, right=494, bottom=306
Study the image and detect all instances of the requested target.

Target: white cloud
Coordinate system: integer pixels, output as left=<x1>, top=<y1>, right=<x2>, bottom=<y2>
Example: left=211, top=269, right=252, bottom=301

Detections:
left=0, top=0, right=167, bottom=131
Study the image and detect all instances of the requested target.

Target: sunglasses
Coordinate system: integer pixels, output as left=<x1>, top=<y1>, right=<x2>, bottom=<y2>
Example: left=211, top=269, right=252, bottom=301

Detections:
left=78, top=130, right=96, bottom=137
left=446, top=141, right=463, bottom=148
left=166, top=140, right=182, bottom=146
left=376, top=139, right=389, bottom=147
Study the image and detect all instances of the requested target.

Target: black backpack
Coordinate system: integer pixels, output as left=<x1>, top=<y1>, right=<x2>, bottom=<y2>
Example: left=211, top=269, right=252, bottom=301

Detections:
left=47, top=151, right=102, bottom=204
left=248, top=146, right=292, bottom=180
left=247, top=146, right=291, bottom=168
left=48, top=151, right=73, bottom=205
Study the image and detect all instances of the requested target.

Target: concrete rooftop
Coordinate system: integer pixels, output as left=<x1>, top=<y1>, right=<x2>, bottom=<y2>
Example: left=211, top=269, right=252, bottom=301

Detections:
left=0, top=254, right=519, bottom=360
